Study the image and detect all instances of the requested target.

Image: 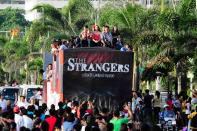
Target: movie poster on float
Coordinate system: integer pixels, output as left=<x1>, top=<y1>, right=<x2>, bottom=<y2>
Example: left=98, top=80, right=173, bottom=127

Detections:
left=63, top=48, right=134, bottom=109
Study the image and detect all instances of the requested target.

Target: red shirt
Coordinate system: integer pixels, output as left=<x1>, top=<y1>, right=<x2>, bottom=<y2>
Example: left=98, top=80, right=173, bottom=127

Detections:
left=92, top=32, right=101, bottom=41
left=166, top=100, right=173, bottom=110
left=46, top=116, right=57, bottom=131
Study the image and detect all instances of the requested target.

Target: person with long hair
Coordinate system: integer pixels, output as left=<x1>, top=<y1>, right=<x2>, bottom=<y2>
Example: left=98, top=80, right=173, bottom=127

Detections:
left=91, top=25, right=102, bottom=47
left=111, top=26, right=120, bottom=48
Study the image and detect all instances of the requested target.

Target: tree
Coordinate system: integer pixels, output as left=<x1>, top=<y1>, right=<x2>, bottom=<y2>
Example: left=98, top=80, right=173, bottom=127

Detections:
left=0, top=7, right=28, bottom=31
left=144, top=0, right=197, bottom=93
left=2, top=39, right=29, bottom=82
left=26, top=0, right=94, bottom=53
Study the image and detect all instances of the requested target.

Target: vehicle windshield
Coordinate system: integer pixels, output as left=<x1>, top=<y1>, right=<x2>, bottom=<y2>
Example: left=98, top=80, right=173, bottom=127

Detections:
left=26, top=88, right=38, bottom=101
left=2, top=88, right=19, bottom=100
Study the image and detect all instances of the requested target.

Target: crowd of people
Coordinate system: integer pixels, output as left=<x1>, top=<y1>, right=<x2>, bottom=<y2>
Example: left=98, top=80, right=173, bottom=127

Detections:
left=50, top=25, right=132, bottom=55
left=1, top=25, right=196, bottom=131
left=0, top=88, right=196, bottom=131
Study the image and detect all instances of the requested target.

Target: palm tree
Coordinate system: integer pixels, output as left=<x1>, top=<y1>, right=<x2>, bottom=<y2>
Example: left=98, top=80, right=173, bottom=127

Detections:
left=1, top=39, right=29, bottom=82
left=145, top=0, right=197, bottom=94
left=28, top=0, right=94, bottom=39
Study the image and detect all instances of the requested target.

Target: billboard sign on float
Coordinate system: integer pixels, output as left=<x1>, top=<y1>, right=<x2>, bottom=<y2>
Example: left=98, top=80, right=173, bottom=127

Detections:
left=63, top=48, right=134, bottom=110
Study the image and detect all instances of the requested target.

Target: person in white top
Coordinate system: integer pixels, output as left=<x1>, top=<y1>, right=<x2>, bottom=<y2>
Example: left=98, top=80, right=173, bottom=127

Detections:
left=29, top=97, right=38, bottom=110
left=35, top=88, right=42, bottom=100
left=13, top=106, right=24, bottom=131
left=185, top=97, right=192, bottom=115
left=21, top=108, right=33, bottom=130
left=17, top=96, right=29, bottom=109
left=0, top=94, right=7, bottom=112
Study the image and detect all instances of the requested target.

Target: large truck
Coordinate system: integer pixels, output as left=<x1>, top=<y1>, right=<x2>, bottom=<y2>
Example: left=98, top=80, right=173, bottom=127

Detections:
left=0, top=86, right=21, bottom=106
left=44, top=48, right=134, bottom=109
left=20, top=84, right=43, bottom=102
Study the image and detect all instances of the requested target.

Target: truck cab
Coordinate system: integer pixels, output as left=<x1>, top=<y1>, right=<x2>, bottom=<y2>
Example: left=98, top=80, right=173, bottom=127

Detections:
left=20, top=84, right=43, bottom=102
left=0, top=86, right=22, bottom=106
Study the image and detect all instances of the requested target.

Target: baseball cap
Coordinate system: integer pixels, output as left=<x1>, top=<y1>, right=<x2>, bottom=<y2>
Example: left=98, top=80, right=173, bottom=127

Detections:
left=13, top=106, right=20, bottom=113
left=164, top=104, right=169, bottom=108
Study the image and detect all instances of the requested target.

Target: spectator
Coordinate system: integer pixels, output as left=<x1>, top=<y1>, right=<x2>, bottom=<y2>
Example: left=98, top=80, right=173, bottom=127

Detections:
left=17, top=96, right=29, bottom=109
left=0, top=94, right=7, bottom=112
left=40, top=121, right=49, bottom=131
left=166, top=93, right=173, bottom=110
left=13, top=106, right=24, bottom=131
left=120, top=44, right=132, bottom=52
left=143, top=89, right=153, bottom=125
left=191, top=89, right=197, bottom=111
left=10, top=122, right=17, bottom=131
left=62, top=113, right=77, bottom=131
left=58, top=40, right=68, bottom=51
left=21, top=108, right=33, bottom=130
left=132, top=91, right=142, bottom=122
left=46, top=64, right=52, bottom=81
left=111, top=26, right=120, bottom=47
left=101, top=25, right=113, bottom=48
left=91, top=25, right=102, bottom=47
left=110, top=104, right=132, bottom=131
left=80, top=25, right=90, bottom=47
left=153, top=91, right=161, bottom=123
left=34, top=88, right=42, bottom=105
left=45, top=109, right=57, bottom=131
left=115, top=36, right=123, bottom=50
left=173, top=95, right=181, bottom=112
left=51, top=40, right=58, bottom=55
left=185, top=97, right=192, bottom=126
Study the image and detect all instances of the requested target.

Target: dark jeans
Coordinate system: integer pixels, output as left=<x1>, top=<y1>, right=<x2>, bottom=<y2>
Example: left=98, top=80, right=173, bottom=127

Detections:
left=142, top=107, right=153, bottom=126
left=154, top=107, right=160, bottom=123
left=90, top=41, right=101, bottom=47
left=81, top=39, right=89, bottom=47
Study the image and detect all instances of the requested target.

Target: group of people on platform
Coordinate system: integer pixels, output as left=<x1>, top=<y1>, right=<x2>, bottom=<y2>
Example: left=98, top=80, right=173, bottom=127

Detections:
left=0, top=88, right=196, bottom=131
left=50, top=25, right=132, bottom=56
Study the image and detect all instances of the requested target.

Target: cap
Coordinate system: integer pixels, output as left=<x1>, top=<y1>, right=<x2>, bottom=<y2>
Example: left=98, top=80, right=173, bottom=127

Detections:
left=164, top=104, right=169, bottom=108
left=13, top=106, right=20, bottom=113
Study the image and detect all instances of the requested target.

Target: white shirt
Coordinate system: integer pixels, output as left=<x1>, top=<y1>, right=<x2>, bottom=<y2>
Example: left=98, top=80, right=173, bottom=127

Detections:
left=23, top=115, right=33, bottom=130
left=185, top=103, right=191, bottom=114
left=17, top=101, right=29, bottom=108
left=0, top=99, right=7, bottom=112
left=35, top=91, right=42, bottom=100
left=15, top=114, right=24, bottom=131
left=81, top=126, right=86, bottom=131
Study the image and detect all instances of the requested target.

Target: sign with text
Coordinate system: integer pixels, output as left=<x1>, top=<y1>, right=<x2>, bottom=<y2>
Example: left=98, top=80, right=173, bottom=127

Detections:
left=63, top=48, right=133, bottom=109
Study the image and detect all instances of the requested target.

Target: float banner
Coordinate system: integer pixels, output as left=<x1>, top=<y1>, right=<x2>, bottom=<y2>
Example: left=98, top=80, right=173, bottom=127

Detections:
left=63, top=48, right=133, bottom=110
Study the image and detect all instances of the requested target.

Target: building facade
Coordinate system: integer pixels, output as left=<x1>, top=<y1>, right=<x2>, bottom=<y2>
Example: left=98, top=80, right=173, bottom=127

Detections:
left=0, top=0, right=178, bottom=21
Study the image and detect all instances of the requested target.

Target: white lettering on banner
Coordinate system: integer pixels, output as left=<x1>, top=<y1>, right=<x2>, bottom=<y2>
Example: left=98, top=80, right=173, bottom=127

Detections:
left=82, top=73, right=115, bottom=78
left=66, top=58, right=130, bottom=73
left=67, top=58, right=75, bottom=71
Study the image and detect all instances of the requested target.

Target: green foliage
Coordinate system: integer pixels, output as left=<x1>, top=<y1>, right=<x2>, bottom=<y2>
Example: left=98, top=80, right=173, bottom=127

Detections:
left=3, top=39, right=28, bottom=59
left=28, top=57, right=43, bottom=71
left=0, top=66, right=6, bottom=83
left=99, top=6, right=123, bottom=27
left=0, top=7, right=28, bottom=31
